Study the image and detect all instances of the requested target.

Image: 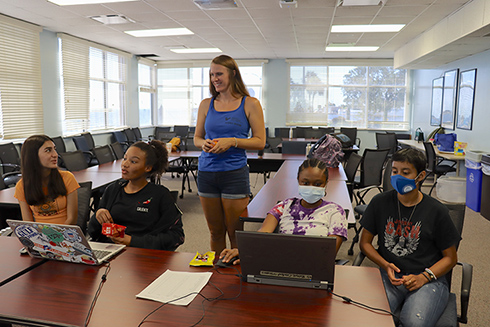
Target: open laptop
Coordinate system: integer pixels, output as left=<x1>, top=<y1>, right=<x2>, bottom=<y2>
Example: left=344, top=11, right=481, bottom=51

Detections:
left=6, top=219, right=125, bottom=265
left=236, top=231, right=336, bottom=290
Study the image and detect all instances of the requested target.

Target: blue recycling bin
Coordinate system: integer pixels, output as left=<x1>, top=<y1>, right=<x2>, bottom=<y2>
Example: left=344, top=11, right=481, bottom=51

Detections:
left=466, top=158, right=483, bottom=212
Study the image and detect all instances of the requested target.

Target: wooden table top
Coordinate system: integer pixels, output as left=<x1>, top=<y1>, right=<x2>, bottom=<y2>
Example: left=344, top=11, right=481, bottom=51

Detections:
left=0, top=237, right=393, bottom=327
left=242, top=160, right=354, bottom=223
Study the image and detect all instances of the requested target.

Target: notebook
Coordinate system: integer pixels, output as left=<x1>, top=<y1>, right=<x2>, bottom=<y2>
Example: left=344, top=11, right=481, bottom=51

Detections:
left=6, top=219, right=125, bottom=265
left=236, top=231, right=336, bottom=290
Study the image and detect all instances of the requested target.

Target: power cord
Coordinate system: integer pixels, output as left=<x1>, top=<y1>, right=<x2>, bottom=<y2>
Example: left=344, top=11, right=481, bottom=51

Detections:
left=137, top=266, right=243, bottom=327
left=84, top=261, right=111, bottom=327
left=327, top=289, right=395, bottom=317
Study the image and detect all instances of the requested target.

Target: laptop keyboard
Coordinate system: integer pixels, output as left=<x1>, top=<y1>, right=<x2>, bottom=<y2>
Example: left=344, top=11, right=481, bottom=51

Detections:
left=92, top=249, right=112, bottom=259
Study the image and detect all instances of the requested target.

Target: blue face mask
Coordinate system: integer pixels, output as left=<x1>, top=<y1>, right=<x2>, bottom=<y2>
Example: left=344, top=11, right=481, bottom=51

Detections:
left=391, top=173, right=422, bottom=195
left=298, top=185, right=326, bottom=204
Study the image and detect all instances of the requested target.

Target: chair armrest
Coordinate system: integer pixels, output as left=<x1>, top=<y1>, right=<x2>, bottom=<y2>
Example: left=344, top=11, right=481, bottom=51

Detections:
left=0, top=163, right=21, bottom=170
left=352, top=251, right=366, bottom=266
left=457, top=261, right=473, bottom=324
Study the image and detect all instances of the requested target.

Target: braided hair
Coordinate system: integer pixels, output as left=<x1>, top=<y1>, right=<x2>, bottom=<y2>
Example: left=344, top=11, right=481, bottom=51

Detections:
left=297, top=158, right=329, bottom=181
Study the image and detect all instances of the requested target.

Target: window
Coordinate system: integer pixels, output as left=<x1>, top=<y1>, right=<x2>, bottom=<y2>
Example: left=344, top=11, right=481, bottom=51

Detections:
left=59, top=34, right=129, bottom=135
left=0, top=15, right=43, bottom=139
left=289, top=64, right=408, bottom=130
left=157, top=62, right=264, bottom=126
left=138, top=61, right=156, bottom=127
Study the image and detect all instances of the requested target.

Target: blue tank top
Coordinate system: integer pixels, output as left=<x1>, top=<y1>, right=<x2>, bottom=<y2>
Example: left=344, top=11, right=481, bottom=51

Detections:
left=198, top=96, right=250, bottom=172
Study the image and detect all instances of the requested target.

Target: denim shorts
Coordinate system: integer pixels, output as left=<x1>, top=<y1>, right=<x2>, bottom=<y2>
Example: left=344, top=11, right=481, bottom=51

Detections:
left=197, top=165, right=250, bottom=199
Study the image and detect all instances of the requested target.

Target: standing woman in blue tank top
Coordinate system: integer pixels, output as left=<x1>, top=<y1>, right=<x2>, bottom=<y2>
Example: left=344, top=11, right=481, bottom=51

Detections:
left=194, top=55, right=266, bottom=254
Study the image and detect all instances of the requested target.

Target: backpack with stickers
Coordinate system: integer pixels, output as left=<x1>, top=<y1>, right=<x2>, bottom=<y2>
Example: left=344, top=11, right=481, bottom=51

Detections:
left=307, top=134, right=344, bottom=167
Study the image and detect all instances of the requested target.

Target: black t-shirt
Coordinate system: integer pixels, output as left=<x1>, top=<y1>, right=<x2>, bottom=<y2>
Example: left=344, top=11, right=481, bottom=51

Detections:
left=360, top=190, right=460, bottom=274
left=88, top=181, right=184, bottom=250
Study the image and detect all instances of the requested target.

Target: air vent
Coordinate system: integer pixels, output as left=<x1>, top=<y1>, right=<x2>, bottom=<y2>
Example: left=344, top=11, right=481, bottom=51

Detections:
left=194, top=0, right=238, bottom=10
left=90, top=14, right=135, bottom=25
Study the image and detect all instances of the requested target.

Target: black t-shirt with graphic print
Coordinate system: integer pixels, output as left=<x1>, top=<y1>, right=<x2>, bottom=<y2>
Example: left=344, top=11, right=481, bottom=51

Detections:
left=360, top=190, right=460, bottom=275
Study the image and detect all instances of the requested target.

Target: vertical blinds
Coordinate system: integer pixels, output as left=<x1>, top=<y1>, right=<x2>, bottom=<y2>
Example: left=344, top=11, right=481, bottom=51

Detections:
left=0, top=15, right=43, bottom=139
left=59, top=34, right=90, bottom=134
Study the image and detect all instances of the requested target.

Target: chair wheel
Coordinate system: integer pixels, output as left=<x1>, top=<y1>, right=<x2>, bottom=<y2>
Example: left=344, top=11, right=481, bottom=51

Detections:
left=348, top=249, right=353, bottom=255
left=179, top=194, right=184, bottom=199
left=189, top=189, right=192, bottom=192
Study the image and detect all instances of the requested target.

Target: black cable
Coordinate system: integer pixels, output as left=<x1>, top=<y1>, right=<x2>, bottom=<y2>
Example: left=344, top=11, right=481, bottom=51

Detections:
left=138, top=267, right=243, bottom=327
left=327, top=289, right=395, bottom=317
left=84, top=262, right=111, bottom=327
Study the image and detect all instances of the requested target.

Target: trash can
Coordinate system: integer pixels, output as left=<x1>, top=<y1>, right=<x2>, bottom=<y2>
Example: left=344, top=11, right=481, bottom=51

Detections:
left=465, top=150, right=485, bottom=212
left=480, top=154, right=490, bottom=221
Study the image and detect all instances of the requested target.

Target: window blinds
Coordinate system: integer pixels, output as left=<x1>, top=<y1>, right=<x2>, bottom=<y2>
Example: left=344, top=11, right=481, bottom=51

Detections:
left=0, top=15, right=43, bottom=139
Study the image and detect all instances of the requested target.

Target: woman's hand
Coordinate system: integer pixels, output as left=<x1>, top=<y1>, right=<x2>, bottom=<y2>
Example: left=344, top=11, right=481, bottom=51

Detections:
left=209, top=138, right=235, bottom=154
left=201, top=139, right=216, bottom=153
left=109, top=234, right=131, bottom=246
left=219, top=248, right=240, bottom=265
left=401, top=273, right=428, bottom=291
left=95, top=208, right=113, bottom=225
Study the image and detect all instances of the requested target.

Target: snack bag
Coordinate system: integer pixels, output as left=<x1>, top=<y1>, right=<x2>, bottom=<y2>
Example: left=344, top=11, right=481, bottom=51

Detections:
left=101, top=223, right=127, bottom=238
left=454, top=141, right=467, bottom=156
left=189, top=251, right=215, bottom=267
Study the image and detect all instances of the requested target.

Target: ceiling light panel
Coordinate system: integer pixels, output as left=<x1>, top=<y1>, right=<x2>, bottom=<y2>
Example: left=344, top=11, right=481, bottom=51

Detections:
left=170, top=48, right=222, bottom=53
left=325, top=45, right=379, bottom=51
left=48, top=0, right=137, bottom=5
left=125, top=28, right=194, bottom=37
left=331, top=24, right=405, bottom=33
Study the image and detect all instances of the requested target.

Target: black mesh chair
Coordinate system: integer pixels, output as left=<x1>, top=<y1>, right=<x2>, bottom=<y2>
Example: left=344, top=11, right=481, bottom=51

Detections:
left=294, top=127, right=312, bottom=138
left=81, top=132, right=96, bottom=151
left=265, top=136, right=282, bottom=153
left=423, top=142, right=457, bottom=195
left=341, top=127, right=360, bottom=147
left=111, top=131, right=130, bottom=152
left=376, top=132, right=398, bottom=158
left=0, top=142, right=22, bottom=187
left=72, top=135, right=97, bottom=166
left=93, top=145, right=115, bottom=165
left=59, top=151, right=89, bottom=172
left=123, top=128, right=137, bottom=145
left=110, top=142, right=125, bottom=160
left=274, top=127, right=290, bottom=138
left=156, top=131, right=177, bottom=143
left=281, top=140, right=309, bottom=155
left=131, top=127, right=144, bottom=141
left=352, top=148, right=390, bottom=205
left=304, top=128, right=325, bottom=139
left=319, top=127, right=335, bottom=135
left=173, top=125, right=189, bottom=139
left=77, top=181, right=92, bottom=234
left=344, top=153, right=363, bottom=202
left=352, top=203, right=472, bottom=327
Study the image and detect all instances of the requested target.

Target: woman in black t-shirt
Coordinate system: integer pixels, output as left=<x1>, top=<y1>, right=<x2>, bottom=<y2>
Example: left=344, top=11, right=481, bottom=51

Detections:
left=88, top=141, right=184, bottom=250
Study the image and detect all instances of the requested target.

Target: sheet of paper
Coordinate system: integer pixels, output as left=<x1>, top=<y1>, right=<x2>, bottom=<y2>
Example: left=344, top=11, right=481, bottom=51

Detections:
left=136, top=269, right=212, bottom=306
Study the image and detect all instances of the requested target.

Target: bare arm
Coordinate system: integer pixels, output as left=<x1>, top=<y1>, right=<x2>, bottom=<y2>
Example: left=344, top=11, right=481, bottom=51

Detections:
left=64, top=191, right=78, bottom=225
left=334, top=235, right=343, bottom=255
left=193, top=98, right=214, bottom=151
left=258, top=214, right=279, bottom=233
left=18, top=201, right=34, bottom=221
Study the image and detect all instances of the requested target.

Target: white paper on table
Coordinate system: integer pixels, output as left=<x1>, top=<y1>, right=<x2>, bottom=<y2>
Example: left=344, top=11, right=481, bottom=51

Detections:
left=136, top=269, right=212, bottom=306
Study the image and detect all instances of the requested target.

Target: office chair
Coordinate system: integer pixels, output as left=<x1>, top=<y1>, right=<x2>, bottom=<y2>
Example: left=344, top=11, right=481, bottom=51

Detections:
left=72, top=135, right=97, bottom=166
left=81, top=132, right=96, bottom=151
left=110, top=142, right=125, bottom=160
left=348, top=158, right=393, bottom=255
left=352, top=148, right=389, bottom=206
left=173, top=125, right=189, bottom=139
left=0, top=142, right=22, bottom=187
left=340, top=127, right=360, bottom=147
left=304, top=128, right=325, bottom=139
left=318, top=127, right=335, bottom=135
left=111, top=131, right=131, bottom=152
left=281, top=140, right=309, bottom=155
left=423, top=142, right=457, bottom=195
left=59, top=151, right=89, bottom=172
left=131, top=127, right=144, bottom=141
left=123, top=128, right=137, bottom=145
left=375, top=132, right=398, bottom=159
left=265, top=136, right=282, bottom=153
left=76, top=181, right=92, bottom=235
left=274, top=127, right=290, bottom=138
left=93, top=145, right=115, bottom=165
left=344, top=153, right=363, bottom=202
left=352, top=203, right=472, bottom=327
left=294, top=127, right=312, bottom=138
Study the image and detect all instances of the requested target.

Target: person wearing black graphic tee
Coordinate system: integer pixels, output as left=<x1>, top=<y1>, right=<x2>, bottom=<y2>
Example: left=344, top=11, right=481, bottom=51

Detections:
left=360, top=148, right=460, bottom=327
left=88, top=141, right=184, bottom=251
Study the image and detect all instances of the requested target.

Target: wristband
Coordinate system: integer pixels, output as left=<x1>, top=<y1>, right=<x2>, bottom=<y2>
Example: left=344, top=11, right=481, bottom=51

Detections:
left=425, top=268, right=437, bottom=281
left=234, top=137, right=238, bottom=148
left=422, top=271, right=431, bottom=282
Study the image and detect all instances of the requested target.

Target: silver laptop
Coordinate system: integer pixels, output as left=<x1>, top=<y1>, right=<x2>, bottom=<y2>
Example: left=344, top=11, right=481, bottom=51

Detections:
left=236, top=231, right=336, bottom=290
left=7, top=219, right=125, bottom=265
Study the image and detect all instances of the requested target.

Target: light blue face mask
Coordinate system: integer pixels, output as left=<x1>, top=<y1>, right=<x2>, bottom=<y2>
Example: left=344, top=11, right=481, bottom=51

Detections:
left=390, top=172, right=422, bottom=195
left=298, top=185, right=326, bottom=204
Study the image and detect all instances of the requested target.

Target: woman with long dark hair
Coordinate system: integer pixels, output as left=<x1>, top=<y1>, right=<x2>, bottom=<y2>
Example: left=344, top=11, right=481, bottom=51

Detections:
left=14, top=135, right=79, bottom=224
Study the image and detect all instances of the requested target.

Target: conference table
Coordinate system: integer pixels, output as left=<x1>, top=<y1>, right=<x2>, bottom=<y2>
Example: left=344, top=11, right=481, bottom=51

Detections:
left=0, top=236, right=394, bottom=327
left=398, top=139, right=465, bottom=175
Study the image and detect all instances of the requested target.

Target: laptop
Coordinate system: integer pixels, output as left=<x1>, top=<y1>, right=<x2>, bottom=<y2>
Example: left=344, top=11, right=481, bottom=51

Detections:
left=6, top=219, right=125, bottom=265
left=236, top=231, right=336, bottom=290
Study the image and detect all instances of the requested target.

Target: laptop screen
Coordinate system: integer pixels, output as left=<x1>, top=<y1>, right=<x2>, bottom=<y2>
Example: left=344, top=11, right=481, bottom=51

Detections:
left=236, top=231, right=336, bottom=290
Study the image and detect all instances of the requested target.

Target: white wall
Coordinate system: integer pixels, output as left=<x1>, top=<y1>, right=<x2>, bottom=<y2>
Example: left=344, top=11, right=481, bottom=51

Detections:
left=411, top=49, right=490, bottom=153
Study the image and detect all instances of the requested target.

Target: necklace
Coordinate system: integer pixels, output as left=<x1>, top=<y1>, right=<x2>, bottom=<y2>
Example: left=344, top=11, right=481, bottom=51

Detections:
left=396, top=200, right=418, bottom=247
